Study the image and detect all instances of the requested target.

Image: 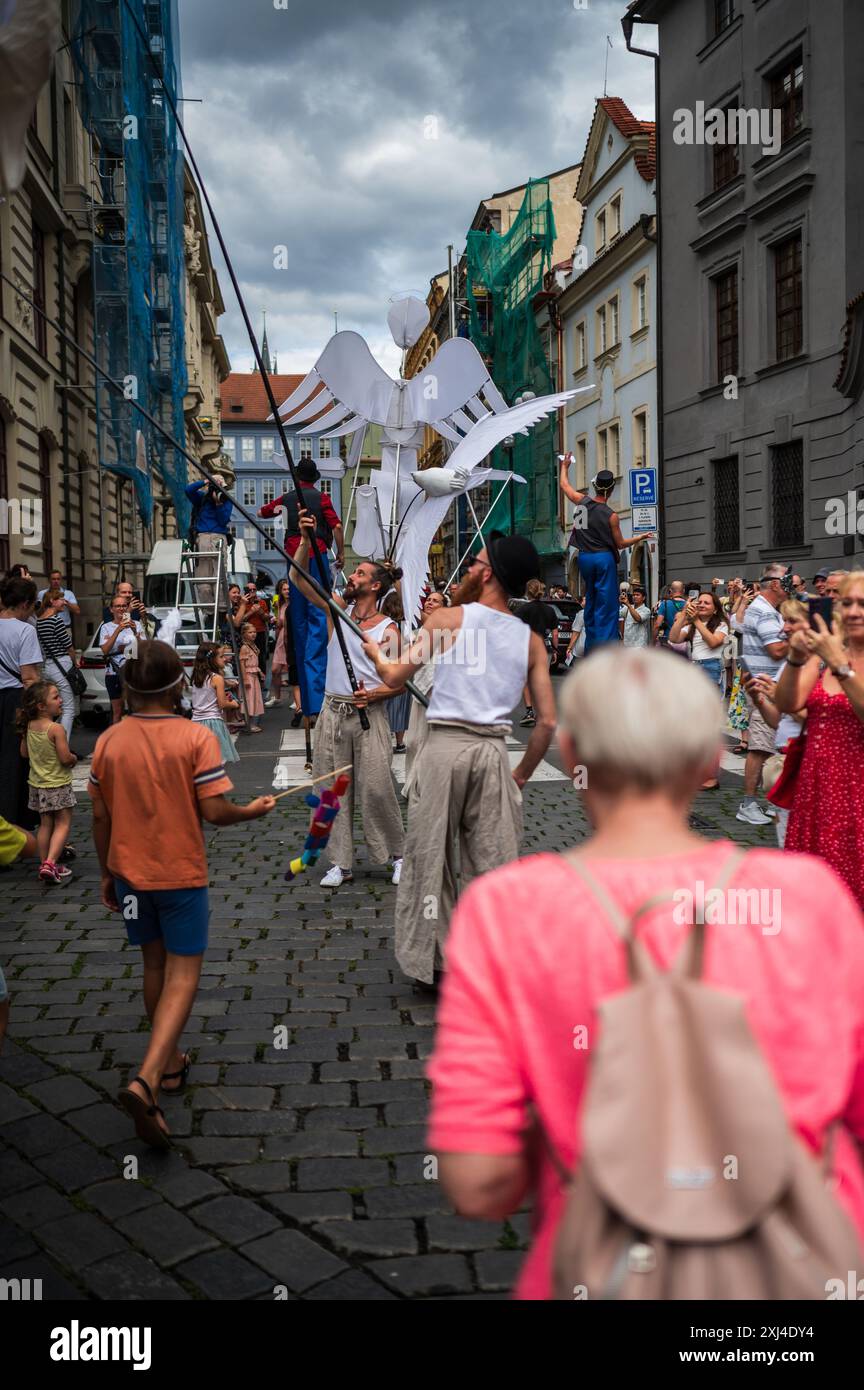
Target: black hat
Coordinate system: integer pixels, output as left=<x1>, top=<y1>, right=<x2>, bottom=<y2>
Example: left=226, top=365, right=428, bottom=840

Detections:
left=297, top=458, right=320, bottom=483
left=593, top=469, right=615, bottom=491
left=814, top=566, right=831, bottom=581
left=486, top=530, right=541, bottom=598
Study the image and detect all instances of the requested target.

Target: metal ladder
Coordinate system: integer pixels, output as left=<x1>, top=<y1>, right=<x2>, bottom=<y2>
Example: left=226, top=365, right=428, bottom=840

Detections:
left=173, top=540, right=250, bottom=725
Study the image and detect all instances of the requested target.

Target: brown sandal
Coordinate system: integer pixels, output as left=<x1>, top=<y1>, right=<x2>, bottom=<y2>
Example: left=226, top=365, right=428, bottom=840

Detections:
left=117, top=1076, right=171, bottom=1150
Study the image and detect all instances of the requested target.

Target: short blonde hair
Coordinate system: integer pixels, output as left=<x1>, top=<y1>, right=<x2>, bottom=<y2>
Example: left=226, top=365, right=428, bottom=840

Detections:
left=838, top=570, right=864, bottom=639
left=780, top=598, right=807, bottom=623
left=558, top=647, right=723, bottom=792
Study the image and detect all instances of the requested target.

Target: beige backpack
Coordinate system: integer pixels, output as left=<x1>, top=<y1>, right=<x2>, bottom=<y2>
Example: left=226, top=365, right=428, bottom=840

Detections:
left=552, top=849, right=863, bottom=1300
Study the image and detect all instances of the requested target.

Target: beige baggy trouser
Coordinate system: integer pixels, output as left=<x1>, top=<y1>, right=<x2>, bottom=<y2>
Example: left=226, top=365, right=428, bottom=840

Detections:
left=394, top=720, right=523, bottom=984
left=312, top=695, right=405, bottom=870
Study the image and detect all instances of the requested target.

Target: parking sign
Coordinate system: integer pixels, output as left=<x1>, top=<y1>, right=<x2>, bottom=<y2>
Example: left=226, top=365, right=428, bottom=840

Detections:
left=629, top=468, right=657, bottom=507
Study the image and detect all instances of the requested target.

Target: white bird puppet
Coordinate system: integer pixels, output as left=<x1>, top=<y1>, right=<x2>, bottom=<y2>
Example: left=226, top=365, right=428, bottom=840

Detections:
left=270, top=297, right=593, bottom=626
left=0, top=0, right=59, bottom=195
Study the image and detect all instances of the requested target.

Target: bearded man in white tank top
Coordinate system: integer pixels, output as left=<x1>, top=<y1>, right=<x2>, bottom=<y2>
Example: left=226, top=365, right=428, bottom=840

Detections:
left=363, top=533, right=557, bottom=987
left=293, top=515, right=406, bottom=887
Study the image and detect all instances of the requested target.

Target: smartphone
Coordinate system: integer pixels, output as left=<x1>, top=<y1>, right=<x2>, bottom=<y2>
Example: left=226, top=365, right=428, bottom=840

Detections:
left=688, top=589, right=700, bottom=600
left=738, top=657, right=753, bottom=679
left=807, top=596, right=833, bottom=630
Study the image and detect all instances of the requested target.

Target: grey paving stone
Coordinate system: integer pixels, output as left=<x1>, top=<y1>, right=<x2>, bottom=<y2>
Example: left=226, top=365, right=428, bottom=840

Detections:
left=262, top=1130, right=358, bottom=1160
left=223, top=1063, right=313, bottom=1086
left=276, top=1082, right=350, bottom=1108
left=0, top=1150, right=43, bottom=1198
left=475, top=1249, right=526, bottom=1291
left=319, top=1061, right=381, bottom=1082
left=296, top=1158, right=389, bottom=1191
left=392, top=1153, right=437, bottom=1184
left=362, top=1126, right=427, bottom=1156
left=39, top=1211, right=128, bottom=1267
left=190, top=1195, right=281, bottom=1244
left=426, top=1214, right=509, bottom=1252
left=200, top=1110, right=297, bottom=1137
left=83, top=1250, right=191, bottom=1300
left=0, top=1082, right=39, bottom=1126
left=385, top=1099, right=430, bottom=1125
left=0, top=1053, right=55, bottom=1086
left=0, top=1213, right=38, bottom=1262
left=35, top=1144, right=123, bottom=1191
left=80, top=1178, right=164, bottom=1222
left=241, top=1228, right=348, bottom=1292
left=220, top=1163, right=294, bottom=1194
left=315, top=1219, right=418, bottom=1257
left=66, top=1102, right=134, bottom=1147
left=191, top=1086, right=275, bottom=1110
left=304, top=1106, right=378, bottom=1131
left=367, top=1254, right=473, bottom=1296
left=364, top=1184, right=452, bottom=1220
left=3, top=1111, right=77, bottom=1157
left=0, top=1251, right=86, bottom=1300
left=116, top=1205, right=219, bottom=1267
left=1, top=1183, right=77, bottom=1230
left=266, top=1192, right=353, bottom=1224
left=177, top=1248, right=274, bottom=1300
left=357, top=1081, right=427, bottom=1105
left=305, top=1269, right=400, bottom=1300
left=177, top=1138, right=260, bottom=1166
left=150, top=1167, right=229, bottom=1209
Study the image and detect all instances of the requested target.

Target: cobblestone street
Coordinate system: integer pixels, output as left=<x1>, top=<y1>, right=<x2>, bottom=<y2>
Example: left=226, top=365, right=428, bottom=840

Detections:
left=0, top=715, right=773, bottom=1301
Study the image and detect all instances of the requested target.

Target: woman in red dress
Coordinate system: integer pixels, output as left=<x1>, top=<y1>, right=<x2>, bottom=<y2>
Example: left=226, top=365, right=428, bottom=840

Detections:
left=775, top=571, right=864, bottom=907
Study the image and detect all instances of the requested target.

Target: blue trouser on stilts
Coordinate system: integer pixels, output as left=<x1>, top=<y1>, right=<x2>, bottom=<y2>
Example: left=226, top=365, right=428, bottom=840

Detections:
left=290, top=553, right=331, bottom=716
left=577, top=550, right=620, bottom=654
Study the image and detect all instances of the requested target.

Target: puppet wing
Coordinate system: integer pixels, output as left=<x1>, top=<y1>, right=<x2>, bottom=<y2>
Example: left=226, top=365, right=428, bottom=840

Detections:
left=0, top=0, right=59, bottom=194
left=272, top=332, right=396, bottom=436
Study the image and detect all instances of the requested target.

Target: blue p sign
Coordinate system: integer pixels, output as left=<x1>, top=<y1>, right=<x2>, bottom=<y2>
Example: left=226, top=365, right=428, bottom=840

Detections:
left=629, top=469, right=657, bottom=506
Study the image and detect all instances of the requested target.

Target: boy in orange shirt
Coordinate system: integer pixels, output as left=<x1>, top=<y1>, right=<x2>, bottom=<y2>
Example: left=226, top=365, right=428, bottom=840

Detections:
left=89, top=640, right=274, bottom=1148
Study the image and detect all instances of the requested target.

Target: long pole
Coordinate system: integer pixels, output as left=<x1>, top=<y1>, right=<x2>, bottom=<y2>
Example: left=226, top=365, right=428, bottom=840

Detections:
left=3, top=270, right=429, bottom=709
left=443, top=478, right=513, bottom=594
left=118, top=0, right=370, bottom=731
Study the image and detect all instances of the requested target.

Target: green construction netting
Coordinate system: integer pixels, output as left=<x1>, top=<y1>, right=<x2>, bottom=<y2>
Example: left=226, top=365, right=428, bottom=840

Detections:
left=466, top=179, right=557, bottom=550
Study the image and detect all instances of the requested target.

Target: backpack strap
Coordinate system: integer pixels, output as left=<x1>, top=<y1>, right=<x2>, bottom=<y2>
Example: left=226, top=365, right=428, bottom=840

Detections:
left=568, top=846, right=749, bottom=984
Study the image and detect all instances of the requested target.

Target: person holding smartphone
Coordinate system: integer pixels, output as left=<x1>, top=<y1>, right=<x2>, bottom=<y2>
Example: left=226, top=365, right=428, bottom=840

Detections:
left=774, top=570, right=864, bottom=907
left=735, top=565, right=789, bottom=825
left=98, top=597, right=145, bottom=724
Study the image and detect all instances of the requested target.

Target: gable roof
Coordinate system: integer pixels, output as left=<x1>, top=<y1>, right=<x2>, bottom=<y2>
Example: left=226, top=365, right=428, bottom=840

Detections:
left=576, top=97, right=656, bottom=203
left=221, top=372, right=331, bottom=426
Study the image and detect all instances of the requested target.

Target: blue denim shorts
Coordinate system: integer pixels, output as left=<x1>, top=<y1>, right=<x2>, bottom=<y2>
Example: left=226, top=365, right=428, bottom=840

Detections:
left=113, top=878, right=209, bottom=955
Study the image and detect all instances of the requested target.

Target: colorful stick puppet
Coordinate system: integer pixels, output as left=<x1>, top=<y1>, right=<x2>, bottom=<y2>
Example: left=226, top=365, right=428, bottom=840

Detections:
left=284, top=772, right=351, bottom=881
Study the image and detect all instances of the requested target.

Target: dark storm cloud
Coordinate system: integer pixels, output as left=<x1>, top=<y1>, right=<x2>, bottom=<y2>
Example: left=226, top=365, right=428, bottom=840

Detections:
left=177, top=0, right=654, bottom=374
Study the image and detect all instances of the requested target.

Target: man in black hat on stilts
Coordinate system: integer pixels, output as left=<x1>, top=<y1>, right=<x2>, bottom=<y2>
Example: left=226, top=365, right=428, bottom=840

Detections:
left=559, top=458, right=653, bottom=654
left=362, top=532, right=557, bottom=988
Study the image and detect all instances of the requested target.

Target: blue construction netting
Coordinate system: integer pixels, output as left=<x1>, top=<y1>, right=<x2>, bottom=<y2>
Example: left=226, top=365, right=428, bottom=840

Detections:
left=71, top=0, right=190, bottom=534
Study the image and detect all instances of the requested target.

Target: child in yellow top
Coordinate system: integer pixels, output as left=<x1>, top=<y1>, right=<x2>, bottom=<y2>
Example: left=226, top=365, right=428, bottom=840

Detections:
left=16, top=679, right=78, bottom=884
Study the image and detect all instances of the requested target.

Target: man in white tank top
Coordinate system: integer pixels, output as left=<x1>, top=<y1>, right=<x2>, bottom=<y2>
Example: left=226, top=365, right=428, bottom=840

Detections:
left=363, top=532, right=556, bottom=987
left=292, top=515, right=405, bottom=887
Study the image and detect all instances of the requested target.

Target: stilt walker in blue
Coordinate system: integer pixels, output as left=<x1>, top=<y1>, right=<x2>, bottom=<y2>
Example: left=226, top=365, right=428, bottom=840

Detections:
left=559, top=457, right=653, bottom=655
left=259, top=459, right=344, bottom=720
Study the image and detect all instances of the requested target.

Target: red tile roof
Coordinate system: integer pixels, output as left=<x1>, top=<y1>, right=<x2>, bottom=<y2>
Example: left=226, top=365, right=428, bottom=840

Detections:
left=220, top=371, right=333, bottom=427
left=596, top=97, right=656, bottom=182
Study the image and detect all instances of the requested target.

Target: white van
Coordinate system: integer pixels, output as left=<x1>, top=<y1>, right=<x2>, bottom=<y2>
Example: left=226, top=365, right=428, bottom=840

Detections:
left=78, top=538, right=253, bottom=723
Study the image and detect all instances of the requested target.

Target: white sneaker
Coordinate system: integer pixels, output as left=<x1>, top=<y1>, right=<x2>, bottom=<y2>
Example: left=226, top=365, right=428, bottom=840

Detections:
left=736, top=802, right=773, bottom=826
left=320, top=865, right=353, bottom=888
left=264, top=696, right=277, bottom=708
left=762, top=803, right=778, bottom=819
left=391, top=858, right=402, bottom=886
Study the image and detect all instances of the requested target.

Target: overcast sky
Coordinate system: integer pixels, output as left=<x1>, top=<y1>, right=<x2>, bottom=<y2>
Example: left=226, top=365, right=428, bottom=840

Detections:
left=177, top=0, right=655, bottom=378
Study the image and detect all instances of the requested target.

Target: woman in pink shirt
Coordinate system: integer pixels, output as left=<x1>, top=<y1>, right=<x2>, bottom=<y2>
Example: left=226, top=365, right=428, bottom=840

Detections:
left=428, top=646, right=864, bottom=1300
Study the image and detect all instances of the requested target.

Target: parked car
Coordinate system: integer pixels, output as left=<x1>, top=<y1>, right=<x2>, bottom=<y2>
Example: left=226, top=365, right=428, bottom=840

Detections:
left=510, top=597, right=582, bottom=672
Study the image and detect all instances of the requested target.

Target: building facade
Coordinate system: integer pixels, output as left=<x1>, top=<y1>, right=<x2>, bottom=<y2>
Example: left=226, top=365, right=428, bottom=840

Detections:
left=625, top=0, right=864, bottom=584
left=0, top=2, right=228, bottom=643
left=219, top=373, right=345, bottom=585
left=553, top=97, right=659, bottom=596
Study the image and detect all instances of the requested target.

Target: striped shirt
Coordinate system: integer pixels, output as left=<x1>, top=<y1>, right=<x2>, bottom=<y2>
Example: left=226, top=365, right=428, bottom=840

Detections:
left=37, top=614, right=72, bottom=664
left=741, top=595, right=786, bottom=679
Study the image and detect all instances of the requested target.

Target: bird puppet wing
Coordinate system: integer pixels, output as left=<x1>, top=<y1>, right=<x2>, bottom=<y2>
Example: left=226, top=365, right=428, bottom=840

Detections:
left=405, top=338, right=508, bottom=443
left=271, top=331, right=395, bottom=437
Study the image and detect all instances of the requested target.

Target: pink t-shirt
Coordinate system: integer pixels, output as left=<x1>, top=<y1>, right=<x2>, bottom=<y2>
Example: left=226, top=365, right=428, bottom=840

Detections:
left=427, top=842, right=864, bottom=1300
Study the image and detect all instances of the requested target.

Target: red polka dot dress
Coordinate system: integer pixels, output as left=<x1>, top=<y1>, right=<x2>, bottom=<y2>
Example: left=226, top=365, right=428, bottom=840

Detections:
left=785, top=674, right=864, bottom=908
